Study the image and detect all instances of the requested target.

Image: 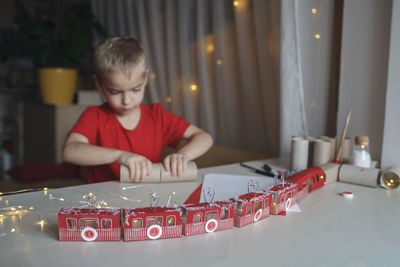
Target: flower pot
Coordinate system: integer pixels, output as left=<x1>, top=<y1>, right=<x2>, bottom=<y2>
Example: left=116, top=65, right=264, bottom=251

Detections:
left=38, top=68, right=77, bottom=105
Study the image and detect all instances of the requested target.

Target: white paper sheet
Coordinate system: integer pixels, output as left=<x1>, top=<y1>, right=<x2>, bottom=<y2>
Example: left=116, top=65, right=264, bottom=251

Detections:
left=200, top=173, right=277, bottom=202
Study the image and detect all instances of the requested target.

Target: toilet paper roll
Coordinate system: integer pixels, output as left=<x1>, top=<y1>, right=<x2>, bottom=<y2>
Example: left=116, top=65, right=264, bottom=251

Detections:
left=321, top=162, right=340, bottom=184
left=312, top=139, right=332, bottom=167
left=290, top=137, right=309, bottom=171
left=379, top=166, right=400, bottom=190
left=321, top=136, right=336, bottom=161
left=120, top=162, right=197, bottom=183
left=339, top=164, right=379, bottom=188
left=304, top=136, right=316, bottom=168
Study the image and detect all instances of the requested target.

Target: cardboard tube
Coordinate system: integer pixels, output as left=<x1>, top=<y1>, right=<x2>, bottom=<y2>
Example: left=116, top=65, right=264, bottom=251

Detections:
left=321, top=136, right=336, bottom=161
left=290, top=137, right=309, bottom=171
left=321, top=162, right=340, bottom=184
left=312, top=139, right=331, bottom=167
left=161, top=161, right=198, bottom=182
left=336, top=137, right=351, bottom=163
left=304, top=136, right=316, bottom=168
left=120, top=162, right=197, bottom=183
left=339, top=164, right=379, bottom=188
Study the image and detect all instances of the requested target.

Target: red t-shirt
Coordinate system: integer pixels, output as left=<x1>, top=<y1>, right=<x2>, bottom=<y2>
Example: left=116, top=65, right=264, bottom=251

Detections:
left=70, top=103, right=190, bottom=183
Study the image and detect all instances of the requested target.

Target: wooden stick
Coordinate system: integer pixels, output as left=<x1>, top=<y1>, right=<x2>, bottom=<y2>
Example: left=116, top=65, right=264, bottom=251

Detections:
left=335, top=109, right=351, bottom=162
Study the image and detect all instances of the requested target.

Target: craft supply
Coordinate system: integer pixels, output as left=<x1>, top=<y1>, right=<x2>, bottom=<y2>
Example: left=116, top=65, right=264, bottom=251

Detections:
left=321, top=162, right=340, bottom=184
left=339, top=164, right=379, bottom=188
left=335, top=110, right=351, bottom=164
left=342, top=192, right=354, bottom=199
left=120, top=162, right=198, bottom=183
left=240, top=163, right=275, bottom=177
left=290, top=137, right=309, bottom=171
left=312, top=139, right=331, bottom=167
left=321, top=136, right=336, bottom=161
left=352, top=136, right=371, bottom=168
left=379, top=166, right=400, bottom=190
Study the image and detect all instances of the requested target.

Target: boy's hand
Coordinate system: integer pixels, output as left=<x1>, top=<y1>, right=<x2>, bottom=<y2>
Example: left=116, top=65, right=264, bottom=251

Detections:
left=118, top=152, right=152, bottom=182
left=163, top=152, right=189, bottom=177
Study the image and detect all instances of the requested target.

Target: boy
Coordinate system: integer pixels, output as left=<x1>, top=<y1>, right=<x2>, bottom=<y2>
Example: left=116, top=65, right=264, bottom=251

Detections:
left=62, top=36, right=213, bottom=183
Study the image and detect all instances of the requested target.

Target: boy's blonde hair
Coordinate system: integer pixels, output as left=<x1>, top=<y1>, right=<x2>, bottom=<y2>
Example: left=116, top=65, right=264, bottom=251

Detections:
left=94, top=36, right=146, bottom=79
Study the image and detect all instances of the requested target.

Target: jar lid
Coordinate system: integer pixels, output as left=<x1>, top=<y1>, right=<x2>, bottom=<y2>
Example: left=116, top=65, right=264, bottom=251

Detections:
left=355, top=136, right=369, bottom=146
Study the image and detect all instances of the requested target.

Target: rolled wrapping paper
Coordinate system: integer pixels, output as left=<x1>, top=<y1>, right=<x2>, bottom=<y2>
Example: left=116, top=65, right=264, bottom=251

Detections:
left=379, top=166, right=400, bottom=190
left=339, top=164, right=379, bottom=188
left=335, top=137, right=351, bottom=163
left=120, top=161, right=198, bottom=183
left=321, top=162, right=340, bottom=184
left=321, top=136, right=336, bottom=161
left=312, top=139, right=332, bottom=167
left=290, top=137, right=309, bottom=171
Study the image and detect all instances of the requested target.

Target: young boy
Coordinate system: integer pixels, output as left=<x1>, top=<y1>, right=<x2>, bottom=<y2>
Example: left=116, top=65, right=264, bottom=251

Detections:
left=62, top=36, right=213, bottom=183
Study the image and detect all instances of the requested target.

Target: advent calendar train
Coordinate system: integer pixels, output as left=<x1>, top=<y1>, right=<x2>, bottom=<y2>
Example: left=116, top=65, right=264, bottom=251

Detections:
left=58, top=167, right=326, bottom=242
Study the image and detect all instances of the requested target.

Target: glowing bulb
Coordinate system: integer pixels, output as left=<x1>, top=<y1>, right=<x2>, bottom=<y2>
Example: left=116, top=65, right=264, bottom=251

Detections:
left=10, top=207, right=16, bottom=211
left=312, top=8, right=317, bottom=14
left=29, top=207, right=34, bottom=210
left=166, top=97, right=172, bottom=103
left=122, top=196, right=128, bottom=200
left=43, top=187, right=48, bottom=191
left=216, top=59, right=222, bottom=65
left=233, top=1, right=239, bottom=7
left=122, top=187, right=127, bottom=190
left=88, top=193, right=93, bottom=197
left=206, top=44, right=214, bottom=53
left=390, top=179, right=394, bottom=183
left=190, top=84, right=198, bottom=91
left=17, top=206, right=22, bottom=208
left=60, top=198, right=64, bottom=201
left=11, top=228, right=16, bottom=232
left=320, top=175, right=324, bottom=179
left=0, top=192, right=2, bottom=196
left=172, top=192, right=176, bottom=195
left=151, top=73, right=156, bottom=80
left=315, top=34, right=321, bottom=39
left=38, top=220, right=46, bottom=226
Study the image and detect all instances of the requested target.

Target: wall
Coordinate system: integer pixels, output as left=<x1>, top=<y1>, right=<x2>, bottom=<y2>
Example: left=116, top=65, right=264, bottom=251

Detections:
left=337, top=0, right=392, bottom=161
left=381, top=0, right=400, bottom=168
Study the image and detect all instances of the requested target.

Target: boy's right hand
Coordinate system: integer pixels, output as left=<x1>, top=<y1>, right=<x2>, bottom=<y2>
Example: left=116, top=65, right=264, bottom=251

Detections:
left=117, top=152, right=152, bottom=182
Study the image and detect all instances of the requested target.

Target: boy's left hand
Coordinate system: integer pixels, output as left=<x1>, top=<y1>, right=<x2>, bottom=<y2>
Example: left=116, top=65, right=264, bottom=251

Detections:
left=163, top=152, right=189, bottom=177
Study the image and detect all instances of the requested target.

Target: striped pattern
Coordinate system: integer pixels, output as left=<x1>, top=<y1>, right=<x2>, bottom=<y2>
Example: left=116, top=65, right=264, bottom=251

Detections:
left=59, top=228, right=121, bottom=241
left=124, top=225, right=182, bottom=241
left=234, top=207, right=270, bottom=227
left=183, top=218, right=234, bottom=236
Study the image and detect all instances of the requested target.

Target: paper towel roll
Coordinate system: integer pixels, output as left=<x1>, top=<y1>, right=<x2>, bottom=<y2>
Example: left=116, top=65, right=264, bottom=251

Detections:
left=290, top=137, right=309, bottom=171
left=312, top=139, right=332, bottom=167
left=120, top=162, right=197, bottom=183
left=339, top=164, right=379, bottom=188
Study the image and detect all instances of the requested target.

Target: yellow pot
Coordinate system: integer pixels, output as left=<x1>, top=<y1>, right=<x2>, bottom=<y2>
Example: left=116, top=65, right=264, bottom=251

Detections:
left=38, top=68, right=77, bottom=105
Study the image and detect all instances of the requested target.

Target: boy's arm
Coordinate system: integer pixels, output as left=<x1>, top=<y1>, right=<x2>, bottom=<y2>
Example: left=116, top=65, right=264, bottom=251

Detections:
left=62, top=132, right=152, bottom=181
left=163, top=125, right=213, bottom=176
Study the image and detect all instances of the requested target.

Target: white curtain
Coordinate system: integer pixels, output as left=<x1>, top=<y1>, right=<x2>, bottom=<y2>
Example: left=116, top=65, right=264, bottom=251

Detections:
left=91, top=0, right=338, bottom=157
left=91, top=0, right=281, bottom=156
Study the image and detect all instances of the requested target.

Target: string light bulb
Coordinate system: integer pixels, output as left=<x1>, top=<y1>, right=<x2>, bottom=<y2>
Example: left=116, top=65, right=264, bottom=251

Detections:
left=190, top=84, right=198, bottom=91
left=217, top=59, right=222, bottom=65
left=151, top=73, right=156, bottom=80
left=166, top=97, right=172, bottom=103
left=315, top=34, right=321, bottom=39
left=233, top=1, right=239, bottom=7
left=312, top=8, right=317, bottom=14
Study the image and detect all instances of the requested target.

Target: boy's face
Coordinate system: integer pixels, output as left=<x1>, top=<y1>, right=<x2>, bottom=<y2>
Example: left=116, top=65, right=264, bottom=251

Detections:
left=94, top=68, right=149, bottom=117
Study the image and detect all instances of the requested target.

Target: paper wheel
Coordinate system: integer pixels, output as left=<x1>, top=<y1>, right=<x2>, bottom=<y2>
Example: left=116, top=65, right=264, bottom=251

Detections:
left=81, top=227, right=98, bottom=242
left=205, top=219, right=218, bottom=233
left=147, top=225, right=162, bottom=240
left=254, top=209, right=263, bottom=222
left=285, top=198, right=292, bottom=210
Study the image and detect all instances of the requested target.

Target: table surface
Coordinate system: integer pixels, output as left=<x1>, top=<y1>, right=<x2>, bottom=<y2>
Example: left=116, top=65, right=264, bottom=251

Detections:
left=0, top=158, right=399, bottom=267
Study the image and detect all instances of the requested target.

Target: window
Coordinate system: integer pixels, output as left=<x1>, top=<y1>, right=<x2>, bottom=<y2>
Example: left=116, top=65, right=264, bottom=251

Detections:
left=193, top=213, right=202, bottom=224
left=66, top=218, right=76, bottom=229
left=101, top=219, right=112, bottom=229
left=206, top=211, right=218, bottom=221
left=133, top=219, right=142, bottom=229
left=167, top=216, right=175, bottom=227
left=313, top=176, right=316, bottom=184
left=246, top=205, right=252, bottom=215
left=264, top=198, right=269, bottom=208
left=280, top=194, right=285, bottom=203
left=220, top=209, right=229, bottom=220
left=80, top=219, right=98, bottom=228
left=146, top=217, right=162, bottom=227
left=255, top=201, right=262, bottom=211
left=317, top=175, right=320, bottom=182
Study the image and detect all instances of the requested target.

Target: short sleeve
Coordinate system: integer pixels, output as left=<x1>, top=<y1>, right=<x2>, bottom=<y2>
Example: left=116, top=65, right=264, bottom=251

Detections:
left=70, top=106, right=100, bottom=144
left=157, top=104, right=190, bottom=148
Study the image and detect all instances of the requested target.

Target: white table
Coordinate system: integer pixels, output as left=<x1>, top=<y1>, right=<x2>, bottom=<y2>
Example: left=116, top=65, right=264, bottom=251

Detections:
left=1, top=159, right=399, bottom=267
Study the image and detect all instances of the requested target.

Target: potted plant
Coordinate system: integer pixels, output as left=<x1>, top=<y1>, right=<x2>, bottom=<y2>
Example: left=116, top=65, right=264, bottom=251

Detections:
left=0, top=0, right=106, bottom=105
